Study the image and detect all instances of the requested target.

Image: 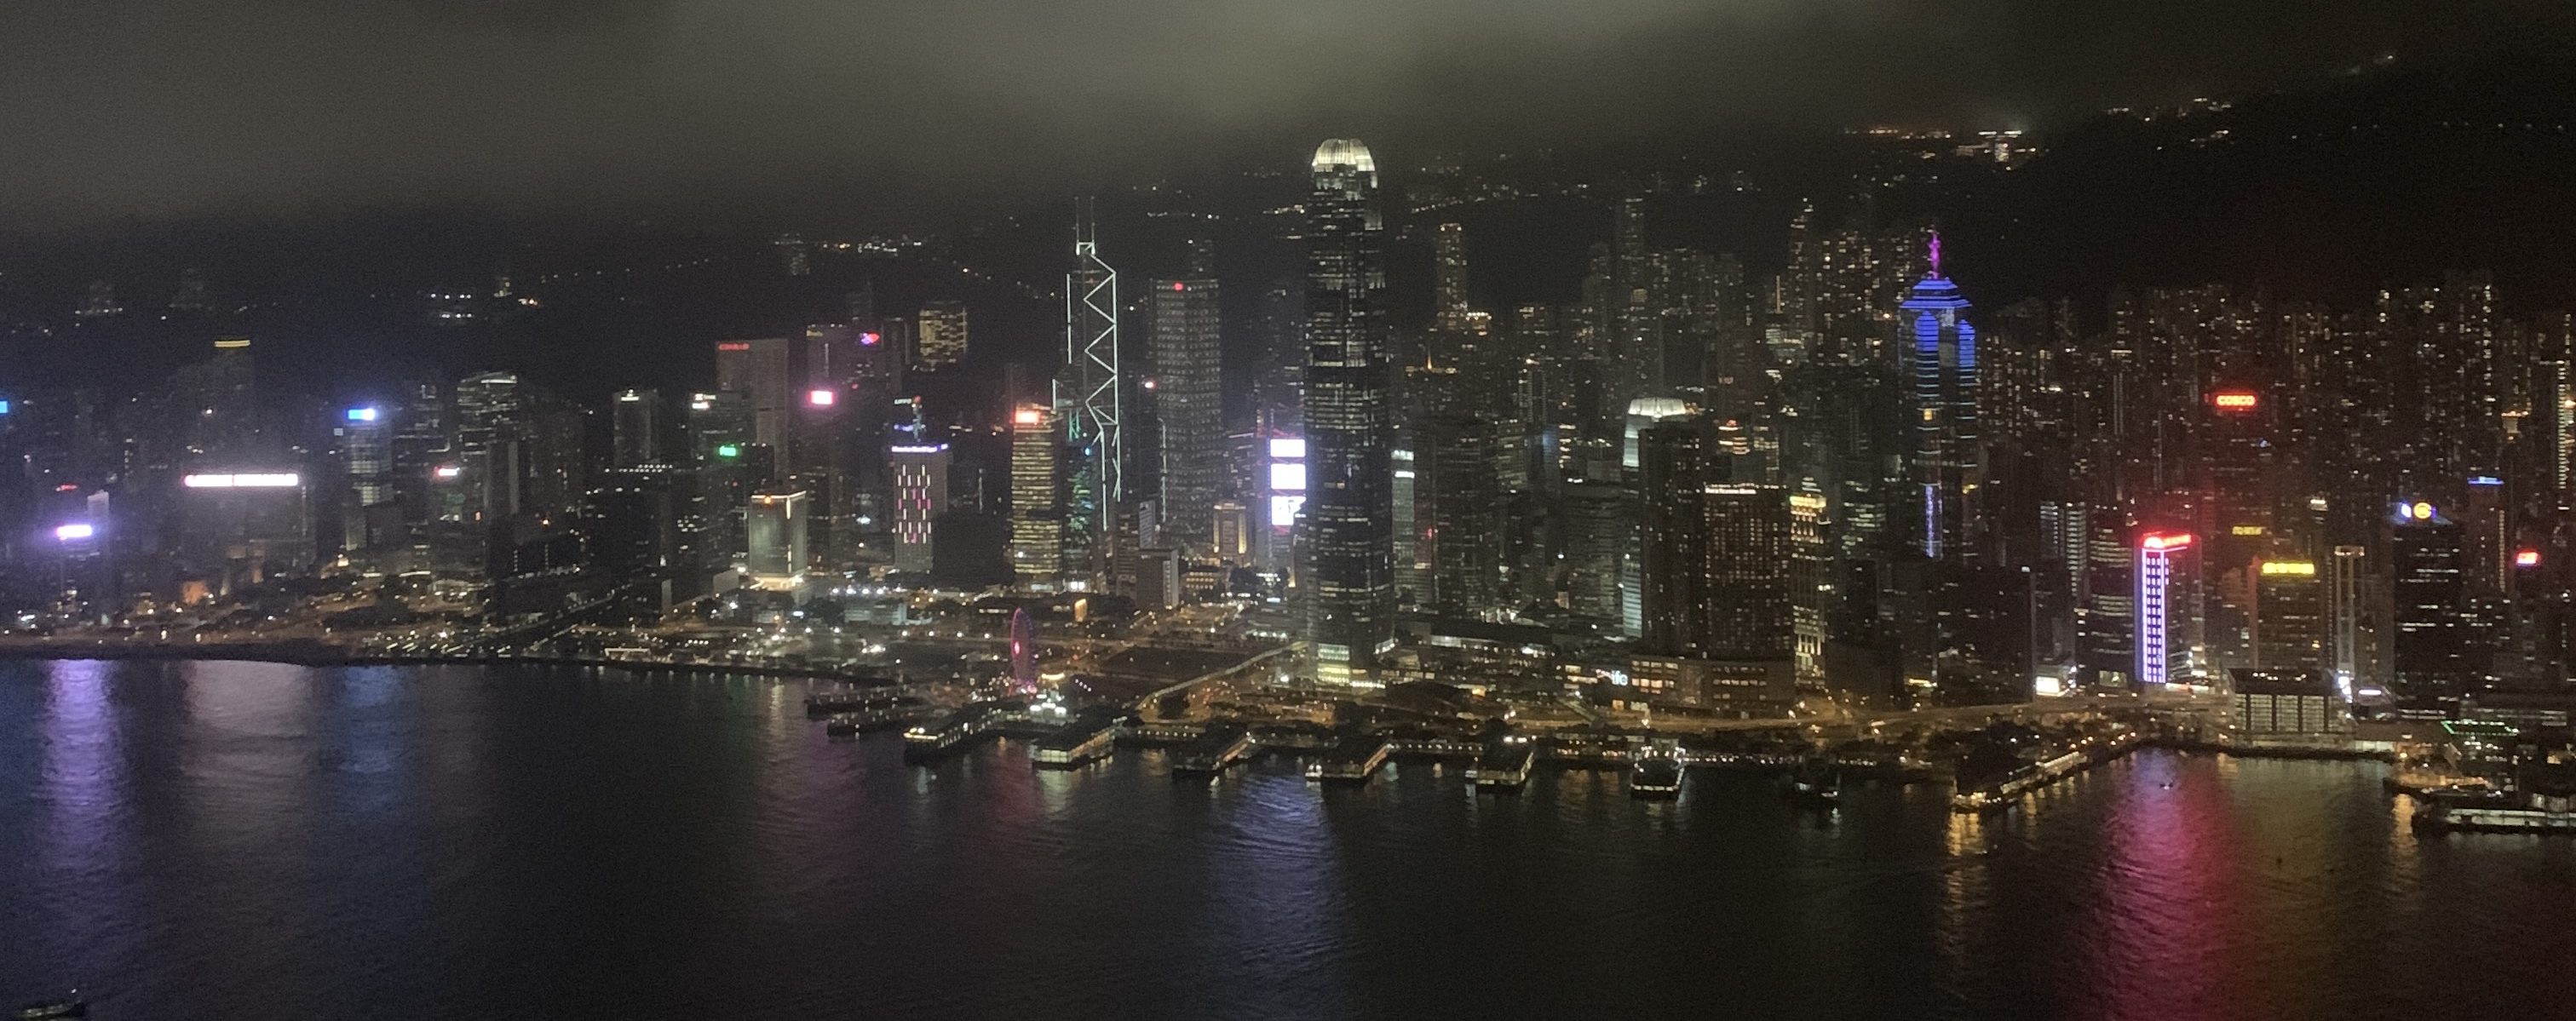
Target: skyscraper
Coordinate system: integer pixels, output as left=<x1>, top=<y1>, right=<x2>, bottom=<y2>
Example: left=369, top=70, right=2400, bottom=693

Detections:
left=715, top=337, right=793, bottom=450
left=889, top=443, right=951, bottom=573
left=917, top=301, right=969, bottom=370
left=1419, top=411, right=1504, bottom=617
left=1900, top=235, right=1981, bottom=563
left=1151, top=274, right=1223, bottom=550
left=1434, top=222, right=1469, bottom=334
left=2253, top=559, right=2324, bottom=674
left=1637, top=419, right=1707, bottom=653
left=1789, top=485, right=1831, bottom=684
left=745, top=490, right=810, bottom=589
left=1699, top=483, right=1792, bottom=662
left=1010, top=404, right=1064, bottom=588
left=2327, top=544, right=2366, bottom=691
left=1303, top=138, right=1394, bottom=687
left=337, top=404, right=394, bottom=551
left=612, top=388, right=664, bottom=467
left=2391, top=499, right=2474, bottom=717
left=2136, top=532, right=2194, bottom=686
left=2079, top=508, right=2138, bottom=686
left=1061, top=202, right=1123, bottom=587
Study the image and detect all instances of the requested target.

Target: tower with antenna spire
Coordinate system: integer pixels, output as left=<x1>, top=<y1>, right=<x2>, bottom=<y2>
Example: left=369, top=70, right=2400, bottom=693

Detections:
left=1061, top=198, right=1122, bottom=588
left=1899, top=231, right=1982, bottom=564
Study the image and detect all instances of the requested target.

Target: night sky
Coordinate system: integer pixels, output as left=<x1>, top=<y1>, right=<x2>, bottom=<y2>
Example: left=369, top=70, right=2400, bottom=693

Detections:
left=3, top=0, right=2567, bottom=228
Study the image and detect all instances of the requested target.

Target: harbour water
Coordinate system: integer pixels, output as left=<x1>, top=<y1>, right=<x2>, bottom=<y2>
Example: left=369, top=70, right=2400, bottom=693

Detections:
left=3, top=658, right=2572, bottom=1019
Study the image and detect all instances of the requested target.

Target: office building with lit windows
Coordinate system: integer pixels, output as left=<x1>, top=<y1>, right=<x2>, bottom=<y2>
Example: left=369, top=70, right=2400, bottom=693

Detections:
left=1302, top=138, right=1394, bottom=687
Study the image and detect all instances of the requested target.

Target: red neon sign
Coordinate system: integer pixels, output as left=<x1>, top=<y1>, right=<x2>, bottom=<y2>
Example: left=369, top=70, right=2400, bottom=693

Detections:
left=2212, top=392, right=2258, bottom=411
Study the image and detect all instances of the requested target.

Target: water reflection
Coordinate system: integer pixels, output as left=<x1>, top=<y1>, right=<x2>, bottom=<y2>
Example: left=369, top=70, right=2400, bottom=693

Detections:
left=3, top=663, right=2570, bottom=1020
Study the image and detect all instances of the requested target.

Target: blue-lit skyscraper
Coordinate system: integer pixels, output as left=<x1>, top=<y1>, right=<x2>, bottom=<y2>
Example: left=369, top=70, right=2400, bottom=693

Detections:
left=1303, top=139, right=1393, bottom=688
left=1900, top=234, right=1981, bottom=563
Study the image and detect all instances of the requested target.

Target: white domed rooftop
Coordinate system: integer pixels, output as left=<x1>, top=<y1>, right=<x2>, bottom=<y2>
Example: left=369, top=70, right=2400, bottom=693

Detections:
left=1311, top=138, right=1376, bottom=175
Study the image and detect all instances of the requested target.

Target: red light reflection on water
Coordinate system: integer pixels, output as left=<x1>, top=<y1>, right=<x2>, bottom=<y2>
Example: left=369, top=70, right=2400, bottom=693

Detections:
left=2068, top=753, right=2243, bottom=1021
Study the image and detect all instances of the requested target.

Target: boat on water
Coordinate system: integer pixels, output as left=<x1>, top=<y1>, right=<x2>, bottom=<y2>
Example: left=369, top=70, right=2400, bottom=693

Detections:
left=14, top=994, right=85, bottom=1020
left=1471, top=735, right=1538, bottom=790
left=1783, top=757, right=1844, bottom=807
left=1630, top=752, right=1685, bottom=799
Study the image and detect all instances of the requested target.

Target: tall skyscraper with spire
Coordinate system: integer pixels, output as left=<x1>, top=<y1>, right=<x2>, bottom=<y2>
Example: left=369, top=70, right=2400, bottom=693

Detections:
left=1901, top=233, right=1982, bottom=563
left=1151, top=240, right=1223, bottom=553
left=1061, top=198, right=1122, bottom=588
left=1304, top=139, right=1394, bottom=687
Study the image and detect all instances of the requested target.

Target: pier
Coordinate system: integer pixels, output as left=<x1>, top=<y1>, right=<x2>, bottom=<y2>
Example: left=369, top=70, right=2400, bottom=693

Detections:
left=1170, top=728, right=1256, bottom=774
left=1952, top=730, right=2142, bottom=813
left=1307, top=737, right=1392, bottom=783
left=1470, top=737, right=1538, bottom=790
left=903, top=700, right=1031, bottom=761
left=1032, top=708, right=1125, bottom=768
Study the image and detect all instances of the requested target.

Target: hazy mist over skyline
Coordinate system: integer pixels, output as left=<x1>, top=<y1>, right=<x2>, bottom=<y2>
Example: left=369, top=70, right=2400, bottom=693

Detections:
left=4, top=0, right=2567, bottom=229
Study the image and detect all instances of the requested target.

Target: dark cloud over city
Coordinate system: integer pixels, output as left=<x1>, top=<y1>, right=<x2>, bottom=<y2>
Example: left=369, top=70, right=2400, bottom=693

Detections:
left=0, top=0, right=2563, bottom=227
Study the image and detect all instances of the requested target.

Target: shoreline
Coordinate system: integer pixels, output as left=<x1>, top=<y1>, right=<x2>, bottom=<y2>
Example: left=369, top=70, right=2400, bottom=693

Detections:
left=0, top=640, right=876, bottom=685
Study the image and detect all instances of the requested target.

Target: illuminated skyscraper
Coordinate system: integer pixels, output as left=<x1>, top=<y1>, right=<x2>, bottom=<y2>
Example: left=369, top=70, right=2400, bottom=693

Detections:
left=1151, top=274, right=1223, bottom=549
left=1062, top=203, right=1123, bottom=585
left=1303, top=138, right=1394, bottom=687
left=2136, top=532, right=2193, bottom=685
left=889, top=443, right=950, bottom=573
left=1900, top=235, right=1981, bottom=562
left=1701, top=483, right=1793, bottom=662
left=336, top=404, right=394, bottom=551
left=1009, top=404, right=1064, bottom=588
left=2079, top=508, right=2136, bottom=686
left=2202, top=387, right=2272, bottom=668
left=2252, top=559, right=2323, bottom=674
left=1636, top=419, right=1708, bottom=653
left=1434, top=222, right=1470, bottom=334
left=2326, top=544, right=2366, bottom=693
left=2391, top=500, right=2474, bottom=716
left=2464, top=473, right=2508, bottom=595
left=1420, top=411, right=1503, bottom=617
left=1789, top=484, right=1831, bottom=684
left=339, top=406, right=394, bottom=507
left=917, top=301, right=969, bottom=370
left=745, top=490, right=810, bottom=589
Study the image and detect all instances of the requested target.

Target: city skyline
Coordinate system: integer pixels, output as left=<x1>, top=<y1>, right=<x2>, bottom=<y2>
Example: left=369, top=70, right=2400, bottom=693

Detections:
left=9, top=5, right=2576, bottom=1016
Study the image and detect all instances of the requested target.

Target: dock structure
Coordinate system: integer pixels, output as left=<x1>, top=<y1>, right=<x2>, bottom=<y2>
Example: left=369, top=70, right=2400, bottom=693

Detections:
left=2416, top=805, right=2576, bottom=834
left=822, top=694, right=924, bottom=736
left=903, top=699, right=1030, bottom=761
left=1951, top=730, right=2142, bottom=813
left=804, top=679, right=906, bottom=717
left=1170, top=727, right=1256, bottom=775
left=1307, top=736, right=1392, bottom=783
left=1470, top=736, right=1538, bottom=790
left=1032, top=708, right=1125, bottom=769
